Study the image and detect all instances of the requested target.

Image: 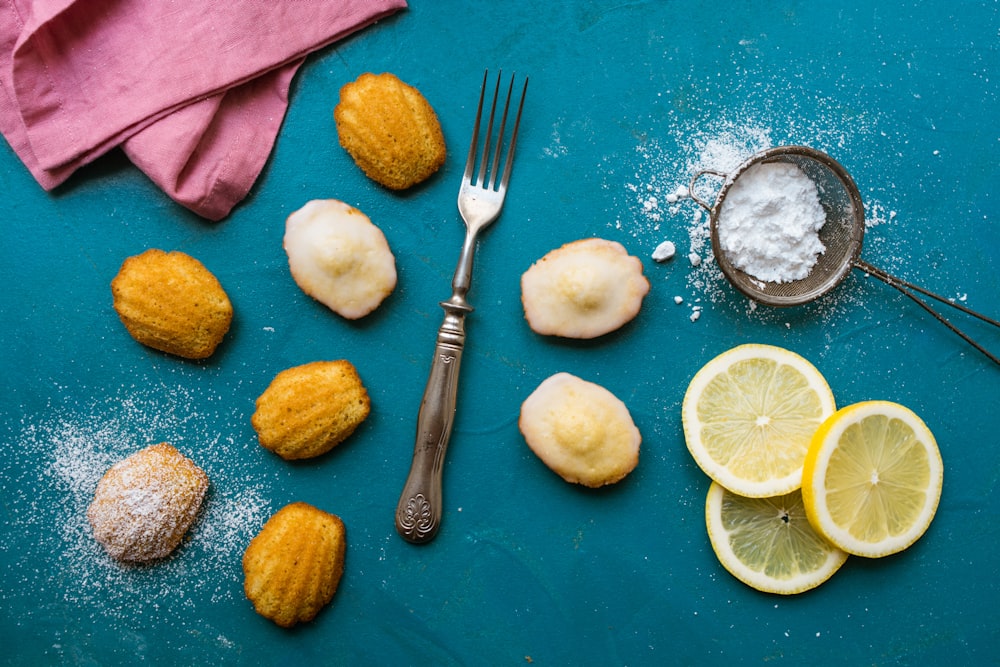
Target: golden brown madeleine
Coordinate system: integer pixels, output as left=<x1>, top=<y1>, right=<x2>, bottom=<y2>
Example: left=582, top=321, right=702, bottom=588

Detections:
left=87, top=443, right=209, bottom=562
left=243, top=502, right=347, bottom=628
left=334, top=72, right=446, bottom=190
left=111, top=248, right=233, bottom=359
left=251, top=360, right=371, bottom=460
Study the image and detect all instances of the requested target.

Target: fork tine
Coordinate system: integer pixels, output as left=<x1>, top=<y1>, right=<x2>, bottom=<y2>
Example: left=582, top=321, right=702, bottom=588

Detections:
left=463, top=71, right=488, bottom=185
left=477, top=72, right=501, bottom=188
left=486, top=75, right=513, bottom=191
left=498, top=76, right=527, bottom=192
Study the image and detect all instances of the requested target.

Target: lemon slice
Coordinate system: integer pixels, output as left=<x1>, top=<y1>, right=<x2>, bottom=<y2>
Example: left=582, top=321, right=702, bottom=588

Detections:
left=802, top=401, right=943, bottom=558
left=705, top=482, right=848, bottom=594
left=682, top=344, right=836, bottom=498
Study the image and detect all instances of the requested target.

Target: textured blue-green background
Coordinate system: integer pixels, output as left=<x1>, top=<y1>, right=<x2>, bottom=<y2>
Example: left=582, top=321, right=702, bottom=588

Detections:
left=2, top=2, right=998, bottom=665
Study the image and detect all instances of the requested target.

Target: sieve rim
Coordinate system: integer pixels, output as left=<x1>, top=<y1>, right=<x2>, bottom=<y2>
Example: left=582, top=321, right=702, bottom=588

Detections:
left=703, top=145, right=866, bottom=308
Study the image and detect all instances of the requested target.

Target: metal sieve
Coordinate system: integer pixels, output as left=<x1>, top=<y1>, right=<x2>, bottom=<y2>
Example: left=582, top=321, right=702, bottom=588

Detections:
left=690, top=145, right=1000, bottom=365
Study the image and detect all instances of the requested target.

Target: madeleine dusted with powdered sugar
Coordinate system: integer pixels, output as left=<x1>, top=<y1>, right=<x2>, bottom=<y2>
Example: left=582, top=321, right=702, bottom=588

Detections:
left=87, top=443, right=208, bottom=562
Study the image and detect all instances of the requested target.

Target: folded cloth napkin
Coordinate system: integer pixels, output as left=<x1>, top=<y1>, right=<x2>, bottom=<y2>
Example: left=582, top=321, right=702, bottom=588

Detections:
left=0, top=0, right=406, bottom=220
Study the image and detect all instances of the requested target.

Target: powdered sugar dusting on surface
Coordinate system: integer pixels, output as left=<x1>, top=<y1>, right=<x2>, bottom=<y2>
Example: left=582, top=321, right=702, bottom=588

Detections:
left=4, top=385, right=273, bottom=625
left=607, top=102, right=904, bottom=327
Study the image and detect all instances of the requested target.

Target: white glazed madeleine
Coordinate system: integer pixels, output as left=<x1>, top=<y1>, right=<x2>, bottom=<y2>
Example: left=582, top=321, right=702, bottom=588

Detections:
left=519, top=372, right=641, bottom=487
left=521, top=238, right=650, bottom=339
left=284, top=199, right=397, bottom=319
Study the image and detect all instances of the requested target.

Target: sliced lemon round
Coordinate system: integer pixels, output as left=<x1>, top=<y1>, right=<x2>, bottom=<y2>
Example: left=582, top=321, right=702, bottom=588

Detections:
left=802, top=401, right=943, bottom=558
left=682, top=344, right=836, bottom=498
left=705, top=481, right=848, bottom=594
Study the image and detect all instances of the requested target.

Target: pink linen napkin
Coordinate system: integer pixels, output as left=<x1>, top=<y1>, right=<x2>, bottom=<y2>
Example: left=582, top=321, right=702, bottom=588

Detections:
left=0, top=0, right=407, bottom=220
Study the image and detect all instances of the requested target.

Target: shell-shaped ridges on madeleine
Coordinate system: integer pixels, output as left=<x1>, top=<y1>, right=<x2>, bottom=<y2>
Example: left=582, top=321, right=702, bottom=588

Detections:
left=111, top=249, right=233, bottom=359
left=242, top=502, right=346, bottom=628
left=334, top=72, right=446, bottom=190
left=251, top=360, right=371, bottom=460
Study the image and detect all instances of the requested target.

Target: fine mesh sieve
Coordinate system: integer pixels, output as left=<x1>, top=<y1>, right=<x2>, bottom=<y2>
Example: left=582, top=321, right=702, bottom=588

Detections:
left=690, top=145, right=1000, bottom=365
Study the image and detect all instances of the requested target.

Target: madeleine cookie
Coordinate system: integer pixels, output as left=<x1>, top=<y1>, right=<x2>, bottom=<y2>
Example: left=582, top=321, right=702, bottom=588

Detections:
left=251, top=360, right=371, bottom=460
left=284, top=199, right=397, bottom=320
left=243, top=502, right=347, bottom=628
left=334, top=72, right=446, bottom=190
left=111, top=249, right=233, bottom=359
left=519, top=373, right=641, bottom=487
left=521, top=238, right=650, bottom=339
left=87, top=443, right=209, bottom=562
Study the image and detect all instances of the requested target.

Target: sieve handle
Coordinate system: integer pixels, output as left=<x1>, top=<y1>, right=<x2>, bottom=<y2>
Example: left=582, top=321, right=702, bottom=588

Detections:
left=689, top=169, right=729, bottom=212
left=855, top=258, right=1000, bottom=366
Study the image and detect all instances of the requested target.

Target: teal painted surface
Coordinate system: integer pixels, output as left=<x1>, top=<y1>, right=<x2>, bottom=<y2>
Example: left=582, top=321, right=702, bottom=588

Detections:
left=2, top=2, right=998, bottom=665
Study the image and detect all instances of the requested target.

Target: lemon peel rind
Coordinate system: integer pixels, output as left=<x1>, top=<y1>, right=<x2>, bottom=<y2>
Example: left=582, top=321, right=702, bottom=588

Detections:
left=682, top=344, right=836, bottom=498
left=704, top=482, right=848, bottom=595
left=802, top=401, right=943, bottom=558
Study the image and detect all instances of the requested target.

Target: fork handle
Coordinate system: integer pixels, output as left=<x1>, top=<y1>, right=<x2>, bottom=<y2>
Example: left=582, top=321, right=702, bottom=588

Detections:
left=395, top=300, right=471, bottom=544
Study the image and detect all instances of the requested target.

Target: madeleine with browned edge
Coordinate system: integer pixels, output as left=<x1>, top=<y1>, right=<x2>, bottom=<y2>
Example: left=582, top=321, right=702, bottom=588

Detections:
left=243, top=502, right=347, bottom=628
left=521, top=238, right=650, bottom=339
left=251, top=360, right=371, bottom=460
left=334, top=72, right=446, bottom=190
left=111, top=249, right=233, bottom=359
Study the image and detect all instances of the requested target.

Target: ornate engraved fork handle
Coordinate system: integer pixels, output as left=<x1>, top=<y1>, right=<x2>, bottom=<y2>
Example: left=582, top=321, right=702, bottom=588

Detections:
left=395, top=294, right=472, bottom=544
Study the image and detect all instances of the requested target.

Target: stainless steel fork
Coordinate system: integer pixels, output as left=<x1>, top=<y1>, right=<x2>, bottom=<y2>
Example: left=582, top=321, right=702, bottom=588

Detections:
left=395, top=70, right=527, bottom=544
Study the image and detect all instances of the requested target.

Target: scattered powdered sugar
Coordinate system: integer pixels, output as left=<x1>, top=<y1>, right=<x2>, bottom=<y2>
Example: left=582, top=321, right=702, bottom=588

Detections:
left=651, top=240, right=676, bottom=262
left=717, top=161, right=826, bottom=283
left=4, top=384, right=274, bottom=627
left=613, top=119, right=780, bottom=309
left=609, top=99, right=903, bottom=326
